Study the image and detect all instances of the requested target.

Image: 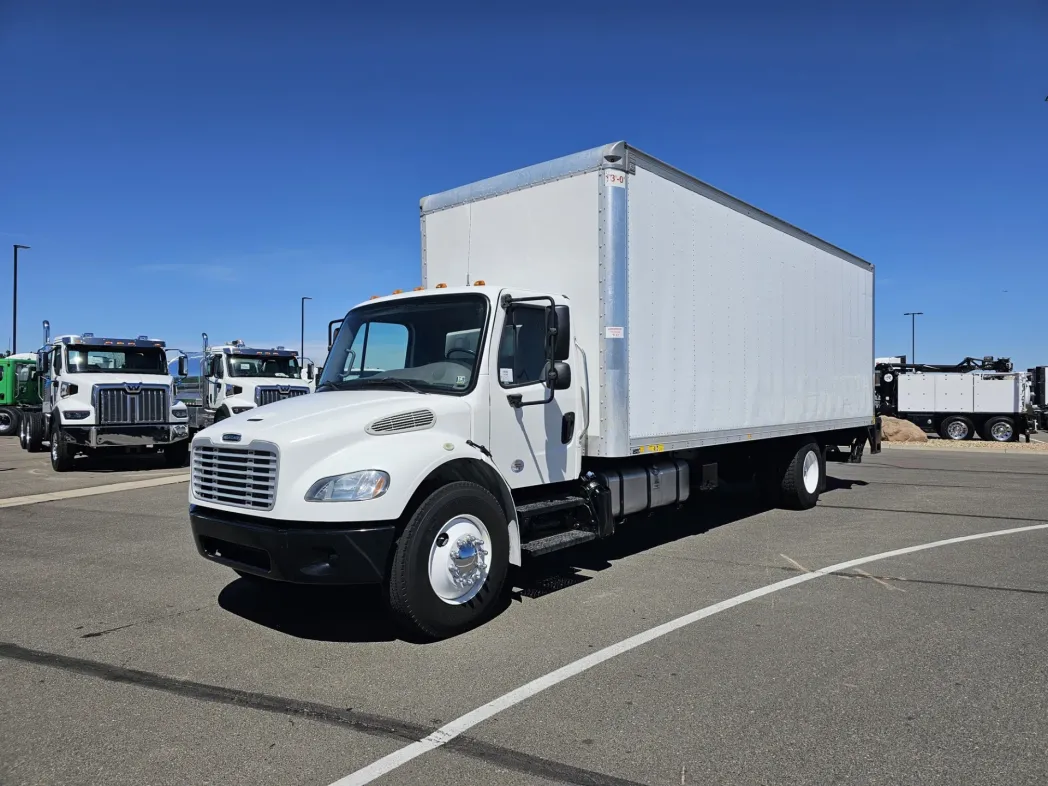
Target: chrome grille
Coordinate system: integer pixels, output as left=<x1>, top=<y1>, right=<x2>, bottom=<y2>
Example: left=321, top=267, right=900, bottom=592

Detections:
left=254, top=386, right=309, bottom=407
left=367, top=409, right=436, bottom=435
left=94, top=385, right=168, bottom=425
left=192, top=442, right=278, bottom=510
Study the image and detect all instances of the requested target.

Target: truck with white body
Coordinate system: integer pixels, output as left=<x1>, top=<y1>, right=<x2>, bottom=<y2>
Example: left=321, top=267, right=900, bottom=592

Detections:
left=22, top=323, right=191, bottom=471
left=188, top=142, right=879, bottom=638
left=180, top=334, right=314, bottom=431
left=876, top=356, right=1035, bottom=441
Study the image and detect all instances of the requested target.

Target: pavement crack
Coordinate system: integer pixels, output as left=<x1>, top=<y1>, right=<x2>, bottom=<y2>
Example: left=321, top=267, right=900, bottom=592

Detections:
left=820, top=504, right=1048, bottom=526
left=0, top=642, right=649, bottom=786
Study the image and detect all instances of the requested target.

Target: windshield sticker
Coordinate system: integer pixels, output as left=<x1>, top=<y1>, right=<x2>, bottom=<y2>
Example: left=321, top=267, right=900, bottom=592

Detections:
left=499, top=368, right=513, bottom=384
left=455, top=375, right=467, bottom=388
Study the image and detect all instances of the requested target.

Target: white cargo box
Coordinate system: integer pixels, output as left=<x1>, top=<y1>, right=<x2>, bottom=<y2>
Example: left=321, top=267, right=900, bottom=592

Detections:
left=421, top=142, right=875, bottom=458
left=898, top=372, right=1026, bottom=414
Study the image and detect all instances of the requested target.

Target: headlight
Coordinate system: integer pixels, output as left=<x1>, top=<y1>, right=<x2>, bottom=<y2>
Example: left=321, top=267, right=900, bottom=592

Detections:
left=231, top=406, right=253, bottom=414
left=59, top=382, right=79, bottom=398
left=172, top=408, right=188, bottom=418
left=63, top=410, right=90, bottom=420
left=305, top=470, right=390, bottom=502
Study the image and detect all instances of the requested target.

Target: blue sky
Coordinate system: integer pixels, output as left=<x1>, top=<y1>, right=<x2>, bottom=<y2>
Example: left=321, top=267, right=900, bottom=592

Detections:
left=2, top=2, right=1046, bottom=369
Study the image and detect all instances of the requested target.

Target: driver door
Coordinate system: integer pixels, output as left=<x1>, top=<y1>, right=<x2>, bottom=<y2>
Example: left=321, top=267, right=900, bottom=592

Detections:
left=208, top=356, right=223, bottom=409
left=487, top=292, right=579, bottom=489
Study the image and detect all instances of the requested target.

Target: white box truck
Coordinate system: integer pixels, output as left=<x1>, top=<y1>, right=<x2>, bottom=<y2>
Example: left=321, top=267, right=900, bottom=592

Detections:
left=188, top=142, right=879, bottom=638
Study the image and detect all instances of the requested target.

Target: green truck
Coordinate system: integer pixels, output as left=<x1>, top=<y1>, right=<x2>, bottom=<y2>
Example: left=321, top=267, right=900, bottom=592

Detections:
left=0, top=354, right=42, bottom=437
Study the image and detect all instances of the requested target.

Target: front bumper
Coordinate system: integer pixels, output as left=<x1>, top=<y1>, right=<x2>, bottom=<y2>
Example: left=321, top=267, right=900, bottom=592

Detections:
left=63, top=424, right=190, bottom=448
left=189, top=505, right=397, bottom=585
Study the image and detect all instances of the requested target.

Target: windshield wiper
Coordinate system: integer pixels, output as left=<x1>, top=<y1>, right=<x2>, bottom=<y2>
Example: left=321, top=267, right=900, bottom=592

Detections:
left=318, top=377, right=425, bottom=394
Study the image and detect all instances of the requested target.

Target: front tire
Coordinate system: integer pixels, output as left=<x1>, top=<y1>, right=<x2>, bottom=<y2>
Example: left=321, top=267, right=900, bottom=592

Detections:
left=0, top=407, right=20, bottom=437
left=386, top=481, right=509, bottom=640
left=25, top=413, right=45, bottom=453
left=50, top=424, right=75, bottom=472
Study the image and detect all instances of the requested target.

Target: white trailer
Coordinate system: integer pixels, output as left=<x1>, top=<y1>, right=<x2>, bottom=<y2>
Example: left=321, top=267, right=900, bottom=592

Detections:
left=188, top=142, right=879, bottom=638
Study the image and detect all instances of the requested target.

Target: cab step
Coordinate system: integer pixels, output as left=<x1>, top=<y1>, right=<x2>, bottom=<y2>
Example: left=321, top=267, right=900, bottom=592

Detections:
left=515, top=494, right=589, bottom=521
left=521, top=529, right=596, bottom=557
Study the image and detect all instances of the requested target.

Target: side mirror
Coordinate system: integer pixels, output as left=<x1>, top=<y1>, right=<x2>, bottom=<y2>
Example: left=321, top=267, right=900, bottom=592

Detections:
left=177, top=355, right=188, bottom=377
left=27, top=368, right=37, bottom=382
left=307, top=362, right=315, bottom=381
left=550, top=305, right=571, bottom=361
left=544, top=361, right=571, bottom=391
left=38, top=353, right=50, bottom=374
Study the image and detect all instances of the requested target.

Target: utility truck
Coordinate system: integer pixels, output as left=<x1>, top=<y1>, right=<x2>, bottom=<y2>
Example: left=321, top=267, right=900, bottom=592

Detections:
left=22, top=322, right=191, bottom=471
left=180, top=335, right=314, bottom=431
left=876, top=356, right=1034, bottom=441
left=0, top=353, right=41, bottom=437
left=188, top=141, right=879, bottom=638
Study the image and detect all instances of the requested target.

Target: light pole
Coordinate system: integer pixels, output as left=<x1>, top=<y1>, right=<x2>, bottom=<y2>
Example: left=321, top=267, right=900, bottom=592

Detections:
left=903, top=311, right=923, bottom=364
left=12, top=245, right=30, bottom=354
left=300, top=296, right=312, bottom=361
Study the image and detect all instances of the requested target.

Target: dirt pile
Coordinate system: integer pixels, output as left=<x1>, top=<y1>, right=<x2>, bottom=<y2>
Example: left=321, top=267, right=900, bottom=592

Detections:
left=881, top=416, right=929, bottom=443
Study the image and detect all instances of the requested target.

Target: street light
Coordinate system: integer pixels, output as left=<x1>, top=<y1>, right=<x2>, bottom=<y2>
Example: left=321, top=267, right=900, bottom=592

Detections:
left=300, top=296, right=312, bottom=361
left=903, top=312, right=923, bottom=364
left=12, top=245, right=30, bottom=354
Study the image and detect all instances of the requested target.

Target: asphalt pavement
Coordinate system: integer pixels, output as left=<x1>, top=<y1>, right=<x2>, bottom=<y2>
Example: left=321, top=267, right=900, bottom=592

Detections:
left=1, top=438, right=1047, bottom=786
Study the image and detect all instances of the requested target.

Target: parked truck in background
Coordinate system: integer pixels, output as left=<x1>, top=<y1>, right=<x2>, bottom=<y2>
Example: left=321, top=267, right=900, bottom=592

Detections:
left=1028, top=365, right=1047, bottom=431
left=180, top=334, right=314, bottom=432
left=21, top=322, right=191, bottom=471
left=188, top=141, right=880, bottom=639
left=0, top=353, right=41, bottom=437
left=876, top=356, right=1034, bottom=441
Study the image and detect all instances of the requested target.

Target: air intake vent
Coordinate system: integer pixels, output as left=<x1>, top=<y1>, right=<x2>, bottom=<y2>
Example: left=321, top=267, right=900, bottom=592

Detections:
left=367, top=409, right=436, bottom=435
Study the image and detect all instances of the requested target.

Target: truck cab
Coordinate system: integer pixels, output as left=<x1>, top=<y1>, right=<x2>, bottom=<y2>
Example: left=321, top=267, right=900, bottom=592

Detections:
left=23, top=326, right=191, bottom=471
left=189, top=336, right=313, bottom=428
left=0, top=353, right=41, bottom=437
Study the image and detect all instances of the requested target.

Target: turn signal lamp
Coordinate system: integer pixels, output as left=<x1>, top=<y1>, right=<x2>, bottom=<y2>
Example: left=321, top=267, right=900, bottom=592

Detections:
left=369, top=295, right=380, bottom=300
left=473, top=280, right=486, bottom=286
left=435, top=283, right=448, bottom=288
left=413, top=286, right=424, bottom=291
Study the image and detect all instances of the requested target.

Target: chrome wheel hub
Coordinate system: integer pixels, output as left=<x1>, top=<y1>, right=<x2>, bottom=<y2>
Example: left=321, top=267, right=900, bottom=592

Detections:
left=428, top=514, right=491, bottom=605
left=946, top=421, right=968, bottom=439
left=990, top=422, right=1013, bottom=441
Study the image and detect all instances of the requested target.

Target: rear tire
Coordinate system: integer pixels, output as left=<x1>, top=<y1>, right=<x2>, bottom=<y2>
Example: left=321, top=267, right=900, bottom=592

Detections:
left=0, top=407, right=20, bottom=437
left=981, top=416, right=1016, bottom=442
left=779, top=441, right=825, bottom=510
left=940, top=415, right=974, bottom=441
left=386, top=481, right=509, bottom=640
left=19, top=415, right=28, bottom=449
left=50, top=424, right=75, bottom=472
left=25, top=413, right=45, bottom=453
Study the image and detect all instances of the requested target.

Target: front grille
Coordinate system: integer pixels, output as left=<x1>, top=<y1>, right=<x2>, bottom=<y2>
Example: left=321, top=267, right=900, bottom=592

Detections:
left=95, top=386, right=168, bottom=425
left=255, top=386, right=309, bottom=407
left=192, top=442, right=278, bottom=510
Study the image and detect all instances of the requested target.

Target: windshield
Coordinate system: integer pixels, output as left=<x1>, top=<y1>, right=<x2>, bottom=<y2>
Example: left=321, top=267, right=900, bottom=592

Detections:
left=227, top=355, right=300, bottom=378
left=319, top=294, right=488, bottom=395
left=66, top=346, right=167, bottom=374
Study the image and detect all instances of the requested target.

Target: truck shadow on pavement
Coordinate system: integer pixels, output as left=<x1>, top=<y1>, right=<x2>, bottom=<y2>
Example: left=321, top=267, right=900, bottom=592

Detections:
left=216, top=475, right=866, bottom=644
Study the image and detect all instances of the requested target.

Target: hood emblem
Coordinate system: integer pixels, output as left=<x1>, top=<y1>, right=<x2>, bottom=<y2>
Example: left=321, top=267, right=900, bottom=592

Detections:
left=124, top=383, right=142, bottom=393
left=278, top=385, right=290, bottom=394
left=222, top=433, right=242, bottom=443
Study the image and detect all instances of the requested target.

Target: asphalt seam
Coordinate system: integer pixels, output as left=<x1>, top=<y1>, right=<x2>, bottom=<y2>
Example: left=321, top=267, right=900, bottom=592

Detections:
left=0, top=474, right=190, bottom=509
left=0, top=642, right=648, bottom=786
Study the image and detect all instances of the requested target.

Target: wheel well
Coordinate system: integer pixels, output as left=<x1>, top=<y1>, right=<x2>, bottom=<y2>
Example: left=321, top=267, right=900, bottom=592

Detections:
left=404, top=458, right=521, bottom=566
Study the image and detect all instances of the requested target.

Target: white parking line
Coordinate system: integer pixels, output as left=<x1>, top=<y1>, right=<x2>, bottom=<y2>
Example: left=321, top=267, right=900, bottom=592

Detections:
left=330, top=522, right=1048, bottom=786
left=0, top=474, right=189, bottom=509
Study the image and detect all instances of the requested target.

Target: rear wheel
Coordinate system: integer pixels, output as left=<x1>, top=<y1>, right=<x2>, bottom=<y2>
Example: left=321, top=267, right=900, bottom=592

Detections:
left=981, top=416, right=1016, bottom=442
left=0, top=407, right=20, bottom=437
left=386, top=481, right=509, bottom=640
left=940, top=415, right=974, bottom=441
left=779, top=441, right=825, bottom=510
left=25, top=413, right=45, bottom=453
left=50, top=424, right=75, bottom=472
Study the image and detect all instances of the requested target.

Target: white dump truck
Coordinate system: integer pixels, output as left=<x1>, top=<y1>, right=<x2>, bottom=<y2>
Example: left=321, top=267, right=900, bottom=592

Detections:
left=180, top=334, right=314, bottom=431
left=23, top=323, right=191, bottom=471
left=188, top=142, right=879, bottom=638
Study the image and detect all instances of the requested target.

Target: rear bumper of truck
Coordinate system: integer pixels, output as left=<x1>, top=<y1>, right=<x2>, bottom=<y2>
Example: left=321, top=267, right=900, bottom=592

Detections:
left=63, top=424, right=190, bottom=448
left=189, top=505, right=397, bottom=585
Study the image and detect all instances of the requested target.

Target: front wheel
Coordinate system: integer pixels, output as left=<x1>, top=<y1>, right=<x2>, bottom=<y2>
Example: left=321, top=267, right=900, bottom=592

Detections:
left=0, top=407, right=20, bottom=437
left=50, top=425, right=75, bottom=472
left=386, top=481, right=509, bottom=640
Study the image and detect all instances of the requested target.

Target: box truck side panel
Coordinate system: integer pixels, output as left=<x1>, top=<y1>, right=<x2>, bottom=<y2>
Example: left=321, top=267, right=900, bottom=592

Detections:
left=625, top=164, right=874, bottom=447
left=972, top=376, right=1021, bottom=413
left=421, top=172, right=601, bottom=438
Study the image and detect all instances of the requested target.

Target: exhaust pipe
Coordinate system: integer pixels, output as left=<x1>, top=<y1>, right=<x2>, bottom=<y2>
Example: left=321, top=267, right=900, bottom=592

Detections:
left=42, top=320, right=50, bottom=345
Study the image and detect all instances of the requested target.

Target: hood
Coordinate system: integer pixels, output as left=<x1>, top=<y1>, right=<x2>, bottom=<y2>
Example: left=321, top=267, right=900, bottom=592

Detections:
left=195, top=388, right=473, bottom=450
left=68, top=373, right=174, bottom=387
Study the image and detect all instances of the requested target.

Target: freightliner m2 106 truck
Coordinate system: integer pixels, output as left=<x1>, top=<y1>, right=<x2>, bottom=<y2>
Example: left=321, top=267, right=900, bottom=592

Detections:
left=180, top=335, right=314, bottom=431
left=189, top=142, right=879, bottom=638
left=22, top=323, right=191, bottom=471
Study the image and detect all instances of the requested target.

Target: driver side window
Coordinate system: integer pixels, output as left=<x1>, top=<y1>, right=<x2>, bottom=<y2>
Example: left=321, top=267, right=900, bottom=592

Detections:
left=497, top=306, right=547, bottom=388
